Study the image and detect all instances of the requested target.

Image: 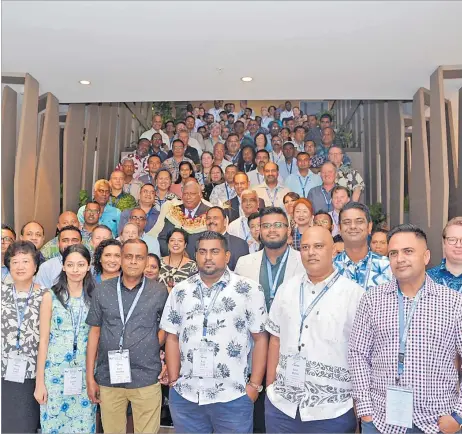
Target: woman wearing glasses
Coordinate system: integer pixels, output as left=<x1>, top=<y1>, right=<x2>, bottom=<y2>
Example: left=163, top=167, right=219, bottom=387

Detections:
left=1, top=241, right=45, bottom=433
left=34, top=244, right=96, bottom=433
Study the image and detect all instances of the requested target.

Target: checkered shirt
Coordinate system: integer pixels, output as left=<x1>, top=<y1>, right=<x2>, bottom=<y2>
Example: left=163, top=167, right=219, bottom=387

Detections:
left=348, top=275, right=462, bottom=433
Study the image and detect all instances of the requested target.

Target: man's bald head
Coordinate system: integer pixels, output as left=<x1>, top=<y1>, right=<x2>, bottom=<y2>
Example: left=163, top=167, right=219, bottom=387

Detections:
left=58, top=211, right=79, bottom=230
left=300, top=226, right=335, bottom=281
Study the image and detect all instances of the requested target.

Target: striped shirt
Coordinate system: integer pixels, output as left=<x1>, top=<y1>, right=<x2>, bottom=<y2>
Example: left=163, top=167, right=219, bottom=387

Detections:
left=348, top=276, right=462, bottom=433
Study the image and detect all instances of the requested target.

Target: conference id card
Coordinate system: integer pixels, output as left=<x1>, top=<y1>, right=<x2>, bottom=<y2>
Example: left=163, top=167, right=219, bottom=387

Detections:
left=192, top=342, right=214, bottom=378
left=4, top=353, right=27, bottom=383
left=385, top=385, right=413, bottom=428
left=108, top=350, right=132, bottom=384
left=285, top=354, right=306, bottom=388
left=63, top=367, right=83, bottom=395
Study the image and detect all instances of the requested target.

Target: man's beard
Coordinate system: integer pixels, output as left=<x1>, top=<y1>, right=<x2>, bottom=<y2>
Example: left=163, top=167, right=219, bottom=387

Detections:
left=260, top=234, right=288, bottom=250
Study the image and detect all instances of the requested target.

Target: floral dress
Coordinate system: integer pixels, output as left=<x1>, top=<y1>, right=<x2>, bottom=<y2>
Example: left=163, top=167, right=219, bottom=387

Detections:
left=41, top=291, right=96, bottom=433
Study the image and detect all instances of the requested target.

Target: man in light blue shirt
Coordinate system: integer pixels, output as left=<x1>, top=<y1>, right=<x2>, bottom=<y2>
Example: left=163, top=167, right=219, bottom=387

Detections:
left=77, top=179, right=121, bottom=237
left=36, top=226, right=82, bottom=288
left=285, top=152, right=322, bottom=198
left=278, top=142, right=300, bottom=180
left=127, top=208, right=160, bottom=255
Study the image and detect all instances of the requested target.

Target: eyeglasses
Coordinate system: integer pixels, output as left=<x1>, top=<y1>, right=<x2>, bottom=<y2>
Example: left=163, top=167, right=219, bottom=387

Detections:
left=340, top=218, right=367, bottom=227
left=261, top=222, right=289, bottom=230
left=314, top=220, right=330, bottom=226
left=1, top=236, right=14, bottom=243
left=444, top=237, right=462, bottom=246
left=130, top=216, right=146, bottom=222
left=85, top=209, right=100, bottom=215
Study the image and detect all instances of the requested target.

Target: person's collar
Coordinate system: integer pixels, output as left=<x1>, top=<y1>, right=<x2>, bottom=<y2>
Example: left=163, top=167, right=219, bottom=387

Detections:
left=185, top=202, right=201, bottom=216
left=263, top=246, right=289, bottom=265
left=384, top=275, right=437, bottom=296
left=304, top=268, right=338, bottom=286
left=120, top=273, right=144, bottom=292
left=343, top=247, right=370, bottom=265
left=192, top=267, right=231, bottom=289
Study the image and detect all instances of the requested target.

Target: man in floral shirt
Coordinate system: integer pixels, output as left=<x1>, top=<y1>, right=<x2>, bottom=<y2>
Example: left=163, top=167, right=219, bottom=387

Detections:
left=116, top=138, right=150, bottom=179
left=160, top=231, right=268, bottom=433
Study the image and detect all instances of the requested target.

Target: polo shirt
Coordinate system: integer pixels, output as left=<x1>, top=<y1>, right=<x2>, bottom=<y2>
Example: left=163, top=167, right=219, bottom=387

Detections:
left=78, top=204, right=121, bottom=237
left=86, top=276, right=168, bottom=389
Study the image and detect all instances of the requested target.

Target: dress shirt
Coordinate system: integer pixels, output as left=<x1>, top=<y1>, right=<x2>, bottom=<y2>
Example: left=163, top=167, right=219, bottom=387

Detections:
left=227, top=216, right=259, bottom=252
left=292, top=140, right=305, bottom=153
left=267, top=271, right=364, bottom=421
left=141, top=232, right=160, bottom=255
left=306, top=127, right=323, bottom=147
left=269, top=151, right=284, bottom=167
left=336, top=166, right=365, bottom=195
left=247, top=170, right=284, bottom=189
left=261, top=116, right=273, bottom=129
left=118, top=206, right=159, bottom=234
left=184, top=202, right=201, bottom=219
left=208, top=107, right=224, bottom=122
left=1, top=265, right=9, bottom=284
left=116, top=153, right=148, bottom=180
left=348, top=276, right=462, bottom=433
left=78, top=204, right=121, bottom=237
left=140, top=128, right=171, bottom=150
left=278, top=159, right=299, bottom=180
left=334, top=249, right=392, bottom=290
left=255, top=183, right=290, bottom=209
left=138, top=172, right=157, bottom=186
left=217, top=159, right=232, bottom=172
left=315, top=144, right=351, bottom=166
left=209, top=182, right=236, bottom=206
left=307, top=185, right=334, bottom=213
left=35, top=256, right=62, bottom=288
left=427, top=259, right=462, bottom=292
left=160, top=269, right=267, bottom=405
left=285, top=171, right=322, bottom=199
left=162, top=157, right=195, bottom=181
left=280, top=110, right=294, bottom=121
left=329, top=210, right=341, bottom=237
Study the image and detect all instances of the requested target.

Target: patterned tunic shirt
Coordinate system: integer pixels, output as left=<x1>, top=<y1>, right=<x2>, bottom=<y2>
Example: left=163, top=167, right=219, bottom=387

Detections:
left=116, top=153, right=148, bottom=180
left=348, top=276, right=462, bottom=433
left=334, top=250, right=392, bottom=290
left=160, top=269, right=267, bottom=405
left=162, top=157, right=195, bottom=181
left=427, top=259, right=462, bottom=293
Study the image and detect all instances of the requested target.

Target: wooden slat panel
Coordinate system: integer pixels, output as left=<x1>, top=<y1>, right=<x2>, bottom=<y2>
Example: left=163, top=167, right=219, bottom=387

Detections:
left=388, top=101, right=404, bottom=227
left=106, top=103, right=119, bottom=174
left=409, top=88, right=431, bottom=232
left=96, top=104, right=111, bottom=180
left=82, top=104, right=99, bottom=195
left=369, top=103, right=379, bottom=204
left=63, top=104, right=85, bottom=213
left=117, top=106, right=128, bottom=160
left=457, top=87, right=462, bottom=216
left=34, top=93, right=60, bottom=241
left=378, top=102, right=390, bottom=217
left=447, top=100, right=459, bottom=219
left=14, top=73, right=39, bottom=233
left=362, top=102, right=371, bottom=204
left=1, top=86, right=18, bottom=226
left=429, top=67, right=449, bottom=264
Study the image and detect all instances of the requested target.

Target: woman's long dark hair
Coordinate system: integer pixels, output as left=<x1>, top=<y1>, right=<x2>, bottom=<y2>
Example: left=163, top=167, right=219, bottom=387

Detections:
left=237, top=145, right=257, bottom=172
left=93, top=239, right=122, bottom=276
left=175, top=161, right=196, bottom=184
left=52, top=244, right=94, bottom=308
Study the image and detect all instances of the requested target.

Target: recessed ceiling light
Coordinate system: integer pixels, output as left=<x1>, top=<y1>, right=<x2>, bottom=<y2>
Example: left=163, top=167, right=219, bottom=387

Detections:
left=241, top=76, right=253, bottom=82
left=79, top=80, right=91, bottom=85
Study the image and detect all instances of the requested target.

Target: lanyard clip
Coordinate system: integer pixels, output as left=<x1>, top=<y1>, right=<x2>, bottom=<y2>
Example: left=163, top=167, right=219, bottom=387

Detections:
left=398, top=352, right=405, bottom=364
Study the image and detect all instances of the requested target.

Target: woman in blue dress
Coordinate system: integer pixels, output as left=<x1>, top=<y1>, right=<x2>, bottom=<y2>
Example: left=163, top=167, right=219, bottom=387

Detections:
left=34, top=244, right=96, bottom=433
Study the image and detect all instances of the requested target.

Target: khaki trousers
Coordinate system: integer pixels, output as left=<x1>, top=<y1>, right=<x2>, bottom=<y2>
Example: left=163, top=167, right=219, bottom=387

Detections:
left=100, top=382, right=162, bottom=433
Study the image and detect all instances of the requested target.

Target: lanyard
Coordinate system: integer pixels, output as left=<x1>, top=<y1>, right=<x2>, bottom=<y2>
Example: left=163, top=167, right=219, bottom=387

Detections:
left=201, top=172, right=206, bottom=185
left=298, top=175, right=309, bottom=198
left=68, top=296, right=85, bottom=361
left=286, top=160, right=293, bottom=175
left=272, top=152, right=282, bottom=165
left=12, top=284, right=34, bottom=352
left=321, top=188, right=332, bottom=212
left=116, top=276, right=146, bottom=350
left=257, top=172, right=263, bottom=184
left=231, top=150, right=240, bottom=165
left=198, top=281, right=225, bottom=337
left=397, top=287, right=424, bottom=383
left=225, top=183, right=231, bottom=201
left=266, top=248, right=290, bottom=300
left=266, top=187, right=279, bottom=207
left=240, top=218, right=250, bottom=241
left=298, top=272, right=340, bottom=351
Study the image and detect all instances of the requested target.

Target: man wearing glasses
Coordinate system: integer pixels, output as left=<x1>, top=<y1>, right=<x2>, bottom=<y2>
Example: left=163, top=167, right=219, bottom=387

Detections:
left=1, top=224, right=16, bottom=283
left=81, top=201, right=101, bottom=242
left=127, top=208, right=160, bottom=256
left=428, top=216, right=462, bottom=292
left=333, top=202, right=392, bottom=290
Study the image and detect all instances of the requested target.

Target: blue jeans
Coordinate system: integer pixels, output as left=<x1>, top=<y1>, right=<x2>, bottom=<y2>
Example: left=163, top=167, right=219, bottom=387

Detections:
left=362, top=420, right=424, bottom=433
left=265, top=396, right=357, bottom=433
left=169, top=387, right=254, bottom=433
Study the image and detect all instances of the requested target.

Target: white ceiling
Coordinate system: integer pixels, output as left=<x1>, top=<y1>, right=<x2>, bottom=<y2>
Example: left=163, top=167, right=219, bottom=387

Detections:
left=2, top=1, right=462, bottom=103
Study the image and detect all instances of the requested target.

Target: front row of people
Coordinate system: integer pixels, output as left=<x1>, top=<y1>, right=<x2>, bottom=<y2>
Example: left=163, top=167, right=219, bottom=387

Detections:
left=1, top=207, right=462, bottom=434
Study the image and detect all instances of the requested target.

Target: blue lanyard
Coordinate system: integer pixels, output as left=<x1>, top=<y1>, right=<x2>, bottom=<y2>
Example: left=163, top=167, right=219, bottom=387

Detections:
left=266, top=248, right=290, bottom=300
left=201, top=172, right=206, bottom=185
left=116, top=276, right=146, bottom=350
left=298, top=272, right=340, bottom=351
left=231, top=150, right=241, bottom=165
left=272, top=152, right=282, bottom=165
left=68, top=296, right=85, bottom=361
left=321, top=187, right=332, bottom=212
left=397, top=287, right=424, bottom=383
left=240, top=218, right=250, bottom=241
left=12, top=284, right=34, bottom=352
left=266, top=187, right=279, bottom=207
left=286, top=160, right=293, bottom=175
left=198, top=281, right=225, bottom=337
left=225, top=183, right=231, bottom=201
left=298, top=175, right=309, bottom=198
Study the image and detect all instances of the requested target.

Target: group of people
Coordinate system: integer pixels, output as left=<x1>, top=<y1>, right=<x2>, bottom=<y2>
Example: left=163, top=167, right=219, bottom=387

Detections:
left=1, top=101, right=462, bottom=434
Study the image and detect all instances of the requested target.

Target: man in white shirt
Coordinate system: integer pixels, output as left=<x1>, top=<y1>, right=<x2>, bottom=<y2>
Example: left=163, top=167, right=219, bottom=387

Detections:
left=228, top=189, right=260, bottom=245
left=210, top=165, right=237, bottom=206
left=176, top=123, right=203, bottom=158
left=255, top=162, right=289, bottom=209
left=278, top=142, right=299, bottom=180
left=269, top=136, right=284, bottom=168
left=260, top=106, right=273, bottom=129
left=213, top=142, right=232, bottom=172
left=248, top=150, right=283, bottom=188
left=280, top=101, right=294, bottom=121
left=208, top=100, right=224, bottom=122
left=140, top=114, right=170, bottom=150
left=265, top=226, right=364, bottom=433
left=185, top=115, right=205, bottom=149
left=330, top=186, right=351, bottom=237
left=160, top=231, right=268, bottom=433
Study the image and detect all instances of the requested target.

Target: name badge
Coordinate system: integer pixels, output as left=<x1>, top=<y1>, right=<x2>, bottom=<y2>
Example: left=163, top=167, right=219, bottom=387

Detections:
left=385, top=385, right=413, bottom=428
left=192, top=343, right=214, bottom=378
left=108, top=350, right=132, bottom=384
left=285, top=354, right=306, bottom=388
left=63, top=367, right=83, bottom=395
left=5, top=353, right=27, bottom=383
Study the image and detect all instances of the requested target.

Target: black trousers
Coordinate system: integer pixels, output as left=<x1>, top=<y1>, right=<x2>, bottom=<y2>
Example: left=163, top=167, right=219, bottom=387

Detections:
left=253, top=377, right=266, bottom=433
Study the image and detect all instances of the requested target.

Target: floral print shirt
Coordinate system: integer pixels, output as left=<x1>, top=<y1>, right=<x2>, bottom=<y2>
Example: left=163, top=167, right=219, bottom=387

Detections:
left=336, top=165, right=365, bottom=194
left=160, top=269, right=267, bottom=405
left=1, top=283, right=47, bottom=378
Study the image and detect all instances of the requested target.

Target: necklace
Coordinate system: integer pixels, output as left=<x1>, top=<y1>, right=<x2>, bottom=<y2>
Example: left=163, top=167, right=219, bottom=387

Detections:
left=167, top=255, right=185, bottom=288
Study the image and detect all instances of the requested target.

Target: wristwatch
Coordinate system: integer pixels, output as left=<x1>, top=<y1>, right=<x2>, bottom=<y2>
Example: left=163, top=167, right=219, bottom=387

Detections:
left=451, top=412, right=462, bottom=432
left=247, top=381, right=263, bottom=393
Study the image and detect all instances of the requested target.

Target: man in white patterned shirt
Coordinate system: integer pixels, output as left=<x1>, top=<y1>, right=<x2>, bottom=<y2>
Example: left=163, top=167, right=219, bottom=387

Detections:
left=209, top=165, right=237, bottom=206
left=255, top=162, right=289, bottom=209
left=160, top=231, right=268, bottom=433
left=348, top=224, right=462, bottom=434
left=265, top=226, right=364, bottom=433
